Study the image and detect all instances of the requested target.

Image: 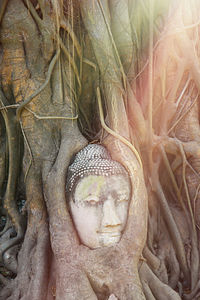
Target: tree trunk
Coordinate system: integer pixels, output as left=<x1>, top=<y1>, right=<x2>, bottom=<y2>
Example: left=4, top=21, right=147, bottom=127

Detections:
left=1, top=1, right=200, bottom=299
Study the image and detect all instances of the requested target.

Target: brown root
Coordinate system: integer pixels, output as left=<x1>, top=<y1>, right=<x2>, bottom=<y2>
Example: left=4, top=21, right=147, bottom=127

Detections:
left=155, top=180, right=190, bottom=284
left=139, top=262, right=181, bottom=300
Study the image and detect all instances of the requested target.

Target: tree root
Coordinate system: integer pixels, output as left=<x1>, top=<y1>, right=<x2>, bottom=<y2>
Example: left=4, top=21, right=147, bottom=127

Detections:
left=167, top=246, right=180, bottom=289
left=0, top=210, right=50, bottom=300
left=16, top=49, right=60, bottom=120
left=183, top=279, right=200, bottom=299
left=60, top=19, right=82, bottom=58
left=0, top=216, right=13, bottom=236
left=155, top=180, right=190, bottom=284
left=25, top=0, right=54, bottom=62
left=178, top=145, right=200, bottom=289
left=0, top=226, right=20, bottom=273
left=96, top=87, right=142, bottom=167
left=2, top=245, right=19, bottom=274
left=143, top=246, right=168, bottom=285
left=109, top=0, right=133, bottom=74
left=0, top=0, right=8, bottom=24
left=139, top=261, right=181, bottom=300
left=0, top=283, right=12, bottom=300
left=0, top=90, right=25, bottom=265
left=43, top=125, right=88, bottom=299
left=0, top=121, right=6, bottom=195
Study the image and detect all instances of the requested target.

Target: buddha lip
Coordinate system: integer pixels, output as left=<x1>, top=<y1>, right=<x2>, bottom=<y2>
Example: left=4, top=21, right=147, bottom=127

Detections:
left=97, top=231, right=121, bottom=235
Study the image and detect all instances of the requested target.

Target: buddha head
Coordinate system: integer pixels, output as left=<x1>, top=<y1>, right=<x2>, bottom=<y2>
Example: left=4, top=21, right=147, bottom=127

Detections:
left=66, top=144, right=131, bottom=249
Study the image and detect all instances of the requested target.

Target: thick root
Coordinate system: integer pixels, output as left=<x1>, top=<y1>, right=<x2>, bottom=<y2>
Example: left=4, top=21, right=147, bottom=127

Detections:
left=139, top=262, right=181, bottom=300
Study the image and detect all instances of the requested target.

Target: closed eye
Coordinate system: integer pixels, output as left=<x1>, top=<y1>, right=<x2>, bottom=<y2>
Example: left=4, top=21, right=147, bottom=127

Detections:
left=86, top=199, right=99, bottom=205
left=85, top=196, right=100, bottom=206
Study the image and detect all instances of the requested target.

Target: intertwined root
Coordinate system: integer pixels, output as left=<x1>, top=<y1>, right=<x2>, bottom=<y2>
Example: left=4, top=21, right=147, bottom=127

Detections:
left=1, top=1, right=200, bottom=299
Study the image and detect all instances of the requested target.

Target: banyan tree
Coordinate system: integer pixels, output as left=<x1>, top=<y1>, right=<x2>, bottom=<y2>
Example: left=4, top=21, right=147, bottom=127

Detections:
left=0, top=0, right=200, bottom=299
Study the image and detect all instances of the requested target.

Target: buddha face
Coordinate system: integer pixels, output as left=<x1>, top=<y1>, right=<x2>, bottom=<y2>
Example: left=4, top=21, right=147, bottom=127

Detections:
left=69, top=174, right=131, bottom=249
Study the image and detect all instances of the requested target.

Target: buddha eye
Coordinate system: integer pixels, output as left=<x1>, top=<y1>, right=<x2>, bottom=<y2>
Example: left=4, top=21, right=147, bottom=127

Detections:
left=87, top=199, right=98, bottom=205
left=85, top=197, right=100, bottom=206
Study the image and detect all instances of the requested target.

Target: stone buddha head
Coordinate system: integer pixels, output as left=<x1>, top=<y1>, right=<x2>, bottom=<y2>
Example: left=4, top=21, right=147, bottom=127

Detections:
left=66, top=144, right=131, bottom=249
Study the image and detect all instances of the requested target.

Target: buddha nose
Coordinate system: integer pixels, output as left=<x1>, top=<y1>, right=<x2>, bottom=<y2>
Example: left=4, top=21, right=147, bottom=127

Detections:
left=102, top=198, right=121, bottom=228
